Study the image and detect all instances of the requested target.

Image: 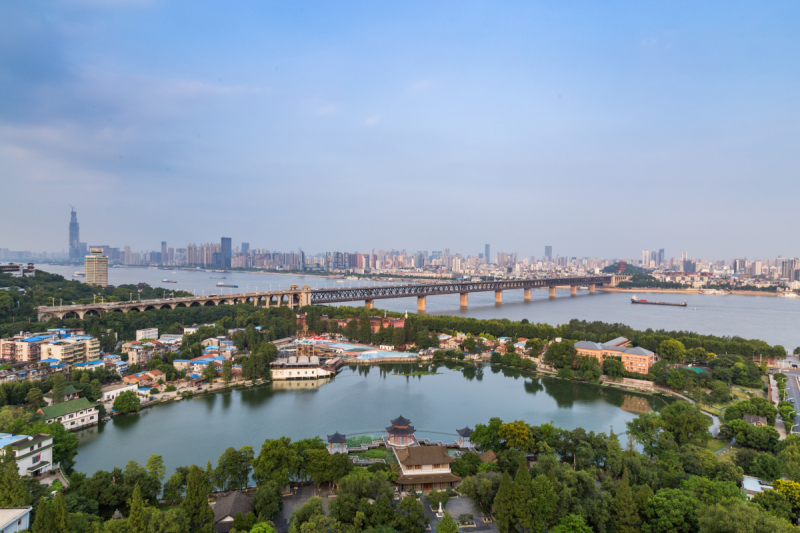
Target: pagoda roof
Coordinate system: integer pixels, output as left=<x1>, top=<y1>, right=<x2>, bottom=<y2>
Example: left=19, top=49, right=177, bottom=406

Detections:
left=456, top=426, right=472, bottom=437
left=386, top=425, right=416, bottom=435
left=327, top=432, right=347, bottom=444
left=391, top=415, right=412, bottom=426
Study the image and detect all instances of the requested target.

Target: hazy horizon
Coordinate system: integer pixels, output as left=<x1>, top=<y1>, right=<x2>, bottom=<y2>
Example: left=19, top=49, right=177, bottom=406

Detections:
left=2, top=1, right=799, bottom=259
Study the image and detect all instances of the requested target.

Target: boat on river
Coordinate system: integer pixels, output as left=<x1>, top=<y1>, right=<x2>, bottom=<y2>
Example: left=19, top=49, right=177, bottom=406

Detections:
left=162, top=279, right=177, bottom=283
left=216, top=282, right=238, bottom=288
left=631, top=296, right=687, bottom=307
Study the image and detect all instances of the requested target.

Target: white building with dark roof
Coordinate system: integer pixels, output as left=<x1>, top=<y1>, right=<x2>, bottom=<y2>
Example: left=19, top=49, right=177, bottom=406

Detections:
left=269, top=355, right=332, bottom=380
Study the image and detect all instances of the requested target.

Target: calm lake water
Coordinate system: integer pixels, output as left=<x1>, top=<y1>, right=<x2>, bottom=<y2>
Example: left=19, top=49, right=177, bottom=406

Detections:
left=40, top=264, right=800, bottom=349
left=73, top=363, right=670, bottom=475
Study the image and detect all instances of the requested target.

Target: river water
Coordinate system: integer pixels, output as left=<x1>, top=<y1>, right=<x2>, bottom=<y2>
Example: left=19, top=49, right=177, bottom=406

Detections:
left=40, top=264, right=800, bottom=349
left=72, top=363, right=670, bottom=475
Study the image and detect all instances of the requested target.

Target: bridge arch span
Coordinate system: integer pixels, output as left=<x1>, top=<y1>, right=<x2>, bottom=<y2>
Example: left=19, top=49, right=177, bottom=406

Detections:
left=203, top=300, right=216, bottom=306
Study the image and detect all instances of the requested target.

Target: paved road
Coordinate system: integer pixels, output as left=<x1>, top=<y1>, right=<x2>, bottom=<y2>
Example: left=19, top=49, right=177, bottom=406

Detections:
left=774, top=354, right=800, bottom=435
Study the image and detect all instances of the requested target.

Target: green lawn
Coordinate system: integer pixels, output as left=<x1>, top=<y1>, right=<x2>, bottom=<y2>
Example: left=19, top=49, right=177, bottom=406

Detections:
left=706, top=438, right=730, bottom=453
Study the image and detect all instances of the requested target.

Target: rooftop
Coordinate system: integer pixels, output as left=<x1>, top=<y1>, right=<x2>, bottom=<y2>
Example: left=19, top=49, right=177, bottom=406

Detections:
left=38, top=397, right=97, bottom=420
left=395, top=445, right=454, bottom=466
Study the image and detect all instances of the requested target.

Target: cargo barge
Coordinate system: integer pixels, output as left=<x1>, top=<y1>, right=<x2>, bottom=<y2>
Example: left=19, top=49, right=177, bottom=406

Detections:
left=631, top=295, right=687, bottom=307
left=216, top=282, right=238, bottom=288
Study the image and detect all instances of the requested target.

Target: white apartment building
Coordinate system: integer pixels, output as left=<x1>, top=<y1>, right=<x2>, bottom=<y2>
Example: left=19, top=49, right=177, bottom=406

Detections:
left=0, top=433, right=54, bottom=477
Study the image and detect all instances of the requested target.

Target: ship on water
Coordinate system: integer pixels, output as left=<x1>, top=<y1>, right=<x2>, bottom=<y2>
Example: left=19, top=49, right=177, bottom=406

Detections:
left=631, top=295, right=687, bottom=307
left=216, top=282, right=238, bottom=288
left=162, top=279, right=177, bottom=283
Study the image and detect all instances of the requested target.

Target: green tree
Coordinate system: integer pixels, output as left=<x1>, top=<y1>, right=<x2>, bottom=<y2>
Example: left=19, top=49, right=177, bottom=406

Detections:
left=510, top=459, right=532, bottom=531
left=626, top=412, right=662, bottom=457
left=25, top=387, right=45, bottom=409
left=697, top=498, right=796, bottom=533
left=89, top=379, right=103, bottom=402
left=436, top=511, right=458, bottom=533
left=659, top=339, right=687, bottom=364
left=180, top=465, right=214, bottom=532
left=252, top=437, right=297, bottom=487
left=493, top=473, right=514, bottom=533
left=146, top=454, right=166, bottom=487
left=203, top=362, right=218, bottom=384
left=52, top=373, right=66, bottom=404
left=641, top=488, right=700, bottom=533
left=252, top=481, right=284, bottom=519
left=215, top=446, right=255, bottom=491
left=113, top=390, right=141, bottom=414
left=606, top=428, right=623, bottom=476
left=471, top=417, right=504, bottom=452
left=222, top=360, right=233, bottom=383
left=529, top=474, right=557, bottom=532
left=52, top=491, right=70, bottom=533
left=394, top=496, right=428, bottom=533
left=752, top=489, right=794, bottom=523
left=659, top=401, right=712, bottom=446
left=603, top=356, right=626, bottom=378
left=31, top=498, right=54, bottom=533
left=611, top=468, right=639, bottom=533
left=128, top=484, right=146, bottom=533
left=0, top=444, right=28, bottom=506
left=550, top=514, right=593, bottom=533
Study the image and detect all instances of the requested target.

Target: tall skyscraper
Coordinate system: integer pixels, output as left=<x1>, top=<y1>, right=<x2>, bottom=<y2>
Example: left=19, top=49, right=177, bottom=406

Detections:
left=85, top=248, right=108, bottom=287
left=69, top=208, right=80, bottom=261
left=161, top=242, right=167, bottom=263
left=544, top=246, right=552, bottom=261
left=642, top=250, right=649, bottom=266
left=221, top=237, right=232, bottom=268
left=485, top=244, right=490, bottom=264
left=241, top=242, right=250, bottom=255
left=658, top=248, right=665, bottom=266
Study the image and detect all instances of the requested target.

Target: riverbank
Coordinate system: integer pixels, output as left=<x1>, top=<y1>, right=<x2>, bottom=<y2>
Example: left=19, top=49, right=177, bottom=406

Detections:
left=601, top=287, right=787, bottom=297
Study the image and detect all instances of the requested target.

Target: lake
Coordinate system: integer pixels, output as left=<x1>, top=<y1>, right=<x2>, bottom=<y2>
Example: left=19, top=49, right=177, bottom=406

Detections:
left=72, top=363, right=670, bottom=475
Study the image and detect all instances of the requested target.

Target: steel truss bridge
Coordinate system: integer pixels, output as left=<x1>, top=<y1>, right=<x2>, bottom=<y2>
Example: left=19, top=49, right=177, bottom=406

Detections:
left=37, top=275, right=615, bottom=321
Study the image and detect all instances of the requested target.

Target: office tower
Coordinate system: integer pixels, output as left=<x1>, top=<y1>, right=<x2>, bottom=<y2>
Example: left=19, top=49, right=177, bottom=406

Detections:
left=642, top=250, right=649, bottom=266
left=658, top=249, right=665, bottom=265
left=242, top=242, right=250, bottom=255
left=221, top=237, right=232, bottom=268
left=485, top=244, right=490, bottom=264
left=69, top=208, right=80, bottom=260
left=161, top=242, right=167, bottom=262
left=545, top=246, right=552, bottom=261
left=85, top=248, right=108, bottom=287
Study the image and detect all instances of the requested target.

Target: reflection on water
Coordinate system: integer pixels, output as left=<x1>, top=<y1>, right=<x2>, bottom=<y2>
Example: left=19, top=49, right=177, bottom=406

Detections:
left=74, top=362, right=671, bottom=476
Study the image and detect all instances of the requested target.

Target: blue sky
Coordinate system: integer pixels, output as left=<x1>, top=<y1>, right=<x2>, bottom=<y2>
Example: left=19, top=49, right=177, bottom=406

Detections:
left=1, top=1, right=799, bottom=260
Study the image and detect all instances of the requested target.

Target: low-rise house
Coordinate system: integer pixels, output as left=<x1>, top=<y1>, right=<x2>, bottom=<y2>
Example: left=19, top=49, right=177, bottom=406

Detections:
left=172, top=359, right=191, bottom=371
left=393, top=445, right=461, bottom=492
left=212, top=492, right=254, bottom=533
left=72, top=360, right=106, bottom=372
left=101, top=383, right=139, bottom=403
left=742, top=475, right=772, bottom=499
left=269, top=356, right=333, bottom=380
left=146, top=369, right=166, bottom=383
left=43, top=384, right=80, bottom=406
left=0, top=433, right=54, bottom=477
left=123, top=372, right=154, bottom=387
left=37, top=398, right=99, bottom=430
left=574, top=338, right=656, bottom=374
left=743, top=415, right=768, bottom=426
left=0, top=507, right=32, bottom=533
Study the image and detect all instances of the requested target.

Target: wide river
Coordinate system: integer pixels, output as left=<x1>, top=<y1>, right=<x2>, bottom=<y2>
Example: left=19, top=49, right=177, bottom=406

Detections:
left=41, top=264, right=800, bottom=349
left=72, top=363, right=671, bottom=475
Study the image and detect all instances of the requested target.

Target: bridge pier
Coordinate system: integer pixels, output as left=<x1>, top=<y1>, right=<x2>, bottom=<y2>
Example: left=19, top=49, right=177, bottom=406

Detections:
left=571, top=285, right=577, bottom=296
left=524, top=288, right=531, bottom=301
left=460, top=293, right=468, bottom=307
left=365, top=300, right=374, bottom=309
left=495, top=290, right=502, bottom=304
left=417, top=296, right=426, bottom=313
left=549, top=287, right=556, bottom=298
left=589, top=284, right=595, bottom=294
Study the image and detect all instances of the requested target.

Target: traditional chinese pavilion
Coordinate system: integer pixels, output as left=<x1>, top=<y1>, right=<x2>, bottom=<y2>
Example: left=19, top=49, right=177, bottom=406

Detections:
left=386, top=415, right=417, bottom=447
left=327, top=432, right=347, bottom=454
left=456, top=426, right=472, bottom=447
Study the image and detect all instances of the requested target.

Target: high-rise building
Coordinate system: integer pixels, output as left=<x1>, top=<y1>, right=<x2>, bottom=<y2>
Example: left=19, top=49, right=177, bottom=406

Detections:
left=545, top=246, right=552, bottom=261
left=642, top=250, right=649, bottom=266
left=658, top=249, right=665, bottom=266
left=485, top=244, right=490, bottom=264
left=161, top=242, right=167, bottom=262
left=69, top=208, right=80, bottom=261
left=242, top=242, right=250, bottom=255
left=221, top=237, right=232, bottom=268
left=85, top=248, right=108, bottom=287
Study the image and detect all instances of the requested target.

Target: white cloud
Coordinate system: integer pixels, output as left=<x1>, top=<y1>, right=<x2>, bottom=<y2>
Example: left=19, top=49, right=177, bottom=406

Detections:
left=365, top=115, right=381, bottom=126
left=410, top=79, right=432, bottom=92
